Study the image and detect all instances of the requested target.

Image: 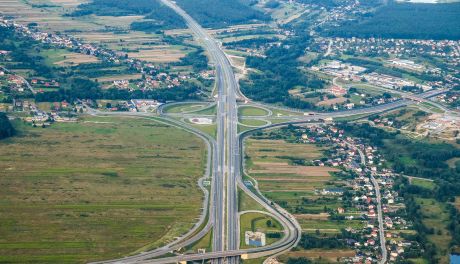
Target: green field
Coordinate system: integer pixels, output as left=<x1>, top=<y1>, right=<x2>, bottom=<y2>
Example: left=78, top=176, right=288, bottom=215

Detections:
left=242, top=257, right=266, bottom=264
left=189, top=123, right=217, bottom=139
left=415, top=197, right=452, bottom=263
left=411, top=178, right=435, bottom=190
left=184, top=230, right=213, bottom=253
left=239, top=106, right=269, bottom=117
left=0, top=116, right=206, bottom=263
left=194, top=105, right=217, bottom=115
left=239, top=119, right=268, bottom=127
left=163, top=103, right=209, bottom=114
left=239, top=212, right=283, bottom=249
left=238, top=188, right=265, bottom=212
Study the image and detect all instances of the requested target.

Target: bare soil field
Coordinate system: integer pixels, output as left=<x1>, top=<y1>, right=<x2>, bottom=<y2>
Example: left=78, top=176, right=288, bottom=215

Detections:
left=293, top=213, right=330, bottom=220
left=251, top=162, right=338, bottom=177
left=245, top=138, right=337, bottom=193
left=96, top=74, right=143, bottom=83
left=317, top=97, right=347, bottom=106
left=207, top=24, right=266, bottom=35
left=247, top=139, right=324, bottom=161
left=285, top=249, right=355, bottom=261
left=54, top=53, right=99, bottom=66
left=127, top=48, right=186, bottom=63
left=49, top=0, right=87, bottom=7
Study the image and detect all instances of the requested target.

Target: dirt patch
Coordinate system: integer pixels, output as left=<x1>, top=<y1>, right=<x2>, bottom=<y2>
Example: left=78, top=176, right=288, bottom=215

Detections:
left=54, top=53, right=99, bottom=66
left=97, top=74, right=143, bottom=83
left=49, top=0, right=87, bottom=7
left=316, top=97, right=347, bottom=106
left=287, top=249, right=355, bottom=259
left=127, top=48, right=185, bottom=63
left=257, top=177, right=331, bottom=182
left=294, top=213, right=330, bottom=220
left=251, top=162, right=338, bottom=177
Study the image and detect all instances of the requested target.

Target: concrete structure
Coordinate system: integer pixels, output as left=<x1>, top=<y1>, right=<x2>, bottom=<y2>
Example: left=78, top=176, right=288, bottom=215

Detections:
left=245, top=232, right=266, bottom=247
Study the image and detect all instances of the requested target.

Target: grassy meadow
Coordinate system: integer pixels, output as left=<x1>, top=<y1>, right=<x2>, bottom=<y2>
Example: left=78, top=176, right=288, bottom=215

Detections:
left=239, top=212, right=283, bottom=249
left=0, top=116, right=206, bottom=263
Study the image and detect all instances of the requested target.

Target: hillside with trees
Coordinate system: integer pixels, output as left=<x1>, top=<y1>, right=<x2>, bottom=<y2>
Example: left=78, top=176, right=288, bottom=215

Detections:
left=174, top=0, right=270, bottom=28
left=70, top=0, right=186, bottom=30
left=325, top=1, right=460, bottom=40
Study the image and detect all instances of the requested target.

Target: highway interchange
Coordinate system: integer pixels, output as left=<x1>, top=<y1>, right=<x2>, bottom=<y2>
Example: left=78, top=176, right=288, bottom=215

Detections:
left=89, top=1, right=453, bottom=263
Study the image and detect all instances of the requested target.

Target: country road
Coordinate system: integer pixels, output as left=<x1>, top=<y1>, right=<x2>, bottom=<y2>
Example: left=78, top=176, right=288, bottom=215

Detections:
left=354, top=145, right=387, bottom=264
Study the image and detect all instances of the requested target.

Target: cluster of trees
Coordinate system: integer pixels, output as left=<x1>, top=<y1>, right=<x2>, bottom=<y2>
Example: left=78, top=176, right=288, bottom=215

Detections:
left=0, top=113, right=15, bottom=140
left=325, top=1, right=460, bottom=40
left=224, top=37, right=278, bottom=49
left=73, top=0, right=269, bottom=29
left=240, top=34, right=325, bottom=109
left=173, top=48, right=208, bottom=72
left=394, top=177, right=444, bottom=263
left=35, top=78, right=200, bottom=103
left=0, top=27, right=55, bottom=79
left=264, top=0, right=280, bottom=9
left=448, top=204, right=460, bottom=250
left=286, top=258, right=312, bottom=264
left=174, top=0, right=269, bottom=28
left=298, top=233, right=347, bottom=249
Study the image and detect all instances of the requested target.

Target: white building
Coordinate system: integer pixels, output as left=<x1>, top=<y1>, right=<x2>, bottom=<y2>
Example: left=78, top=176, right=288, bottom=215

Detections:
left=245, top=231, right=266, bottom=247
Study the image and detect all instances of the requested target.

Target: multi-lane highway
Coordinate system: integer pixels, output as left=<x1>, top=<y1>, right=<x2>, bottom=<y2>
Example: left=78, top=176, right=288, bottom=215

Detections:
left=89, top=0, right=302, bottom=263
left=158, top=1, right=279, bottom=263
left=89, top=1, right=453, bottom=263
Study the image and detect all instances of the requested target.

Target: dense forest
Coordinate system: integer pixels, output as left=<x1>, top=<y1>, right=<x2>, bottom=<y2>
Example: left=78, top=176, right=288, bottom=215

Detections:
left=0, top=113, right=15, bottom=140
left=174, top=0, right=269, bottom=28
left=71, top=0, right=268, bottom=29
left=70, top=0, right=186, bottom=30
left=325, top=1, right=460, bottom=40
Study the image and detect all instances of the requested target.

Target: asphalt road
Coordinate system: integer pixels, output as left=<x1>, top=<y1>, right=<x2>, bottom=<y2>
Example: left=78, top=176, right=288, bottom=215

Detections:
left=156, top=0, right=233, bottom=261
left=157, top=0, right=301, bottom=263
left=89, top=1, right=450, bottom=263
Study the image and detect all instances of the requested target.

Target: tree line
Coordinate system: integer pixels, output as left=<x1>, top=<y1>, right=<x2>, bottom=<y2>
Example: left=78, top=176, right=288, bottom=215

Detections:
left=0, top=113, right=15, bottom=140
